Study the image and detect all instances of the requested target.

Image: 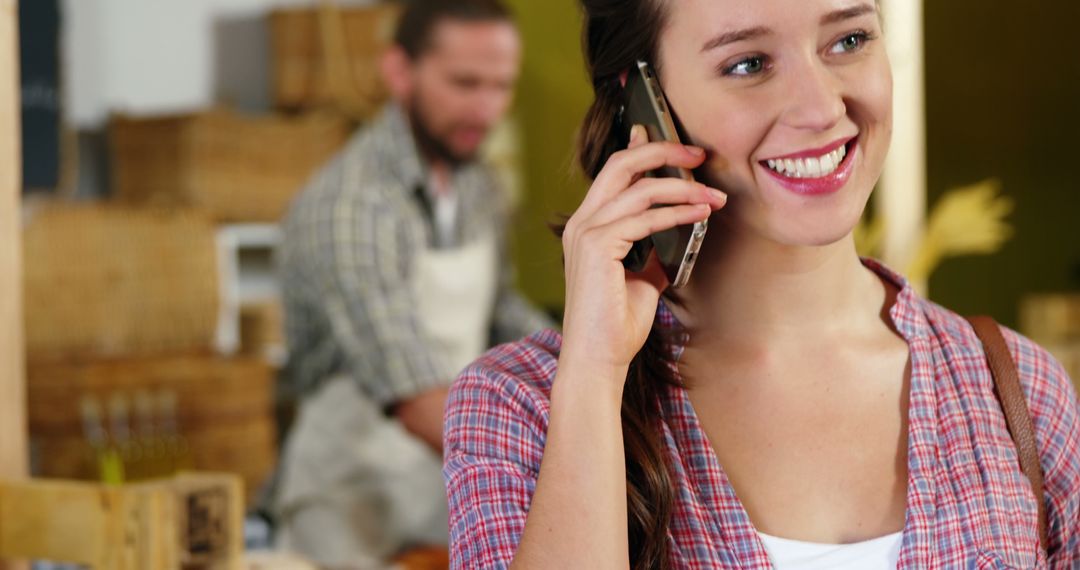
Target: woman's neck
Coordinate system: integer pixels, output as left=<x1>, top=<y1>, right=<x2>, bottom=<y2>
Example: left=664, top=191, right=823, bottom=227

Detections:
left=672, top=223, right=890, bottom=348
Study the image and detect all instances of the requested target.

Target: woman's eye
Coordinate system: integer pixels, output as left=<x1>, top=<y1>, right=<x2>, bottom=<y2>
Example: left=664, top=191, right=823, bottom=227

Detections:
left=722, top=56, right=767, bottom=77
left=829, top=31, right=873, bottom=55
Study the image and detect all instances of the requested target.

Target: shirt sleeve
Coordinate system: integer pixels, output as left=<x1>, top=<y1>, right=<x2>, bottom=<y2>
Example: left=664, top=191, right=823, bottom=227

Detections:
left=442, top=352, right=550, bottom=569
left=1001, top=326, right=1080, bottom=567
left=314, top=184, right=453, bottom=407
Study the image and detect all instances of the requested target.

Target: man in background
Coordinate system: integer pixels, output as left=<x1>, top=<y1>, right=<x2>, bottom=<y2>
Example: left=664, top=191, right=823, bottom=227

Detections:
left=273, top=0, right=551, bottom=566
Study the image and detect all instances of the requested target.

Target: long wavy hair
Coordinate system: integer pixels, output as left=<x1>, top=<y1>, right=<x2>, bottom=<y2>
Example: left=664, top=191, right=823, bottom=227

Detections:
left=567, top=1, right=681, bottom=568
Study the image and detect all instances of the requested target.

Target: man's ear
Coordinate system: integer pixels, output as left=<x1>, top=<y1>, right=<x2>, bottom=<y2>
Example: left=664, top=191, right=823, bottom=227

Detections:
left=380, top=45, right=414, bottom=101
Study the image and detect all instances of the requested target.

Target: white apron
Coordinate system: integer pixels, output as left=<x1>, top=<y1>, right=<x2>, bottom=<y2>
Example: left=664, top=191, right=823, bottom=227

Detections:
left=414, top=233, right=498, bottom=377
left=275, top=232, right=498, bottom=568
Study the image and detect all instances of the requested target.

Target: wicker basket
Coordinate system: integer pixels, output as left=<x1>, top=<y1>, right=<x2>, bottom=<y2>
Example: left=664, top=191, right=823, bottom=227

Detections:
left=269, top=3, right=401, bottom=118
left=27, top=354, right=276, bottom=506
left=23, top=204, right=220, bottom=361
left=110, top=109, right=352, bottom=222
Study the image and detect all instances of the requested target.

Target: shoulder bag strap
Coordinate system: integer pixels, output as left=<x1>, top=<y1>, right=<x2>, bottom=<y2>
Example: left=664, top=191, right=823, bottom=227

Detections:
left=966, top=314, right=1049, bottom=553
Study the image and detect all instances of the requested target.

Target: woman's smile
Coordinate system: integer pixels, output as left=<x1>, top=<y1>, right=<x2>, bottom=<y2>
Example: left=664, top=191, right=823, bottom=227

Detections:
left=758, top=134, right=860, bottom=196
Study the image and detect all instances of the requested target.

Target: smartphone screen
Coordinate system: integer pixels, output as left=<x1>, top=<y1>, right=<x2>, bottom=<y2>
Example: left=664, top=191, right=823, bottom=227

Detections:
left=621, top=60, right=708, bottom=288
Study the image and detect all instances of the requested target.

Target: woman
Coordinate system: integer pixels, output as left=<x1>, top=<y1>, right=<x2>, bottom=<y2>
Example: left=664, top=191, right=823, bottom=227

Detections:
left=442, top=0, right=1080, bottom=568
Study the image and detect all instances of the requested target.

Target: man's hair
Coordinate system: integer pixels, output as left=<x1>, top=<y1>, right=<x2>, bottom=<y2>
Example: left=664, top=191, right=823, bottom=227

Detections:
left=394, top=0, right=514, bottom=59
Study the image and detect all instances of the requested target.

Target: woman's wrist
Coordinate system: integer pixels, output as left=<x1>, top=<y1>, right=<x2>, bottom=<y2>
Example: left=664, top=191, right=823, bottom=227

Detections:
left=553, top=348, right=629, bottom=407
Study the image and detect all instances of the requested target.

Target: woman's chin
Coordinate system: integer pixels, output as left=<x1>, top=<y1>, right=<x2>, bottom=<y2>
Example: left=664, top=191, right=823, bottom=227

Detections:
left=760, top=219, right=859, bottom=249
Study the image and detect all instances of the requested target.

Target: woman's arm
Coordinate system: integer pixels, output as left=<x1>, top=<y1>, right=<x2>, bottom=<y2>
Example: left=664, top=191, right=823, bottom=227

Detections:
left=510, top=359, right=630, bottom=568
left=507, top=126, right=725, bottom=568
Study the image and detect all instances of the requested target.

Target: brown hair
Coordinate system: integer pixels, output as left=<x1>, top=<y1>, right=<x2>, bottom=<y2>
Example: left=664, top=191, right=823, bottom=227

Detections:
left=576, top=1, right=680, bottom=569
left=394, top=0, right=514, bottom=59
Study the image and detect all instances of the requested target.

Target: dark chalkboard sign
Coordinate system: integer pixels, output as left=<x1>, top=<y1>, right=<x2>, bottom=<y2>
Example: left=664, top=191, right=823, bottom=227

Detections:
left=21, top=0, right=60, bottom=190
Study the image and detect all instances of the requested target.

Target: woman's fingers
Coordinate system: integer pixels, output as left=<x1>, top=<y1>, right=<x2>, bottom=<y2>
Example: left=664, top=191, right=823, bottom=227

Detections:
left=585, top=176, right=726, bottom=229
left=572, top=131, right=707, bottom=222
left=575, top=203, right=712, bottom=262
left=625, top=125, right=648, bottom=186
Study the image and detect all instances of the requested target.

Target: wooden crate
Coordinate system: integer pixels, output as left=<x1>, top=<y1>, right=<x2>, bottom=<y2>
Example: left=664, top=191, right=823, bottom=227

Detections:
left=269, top=4, right=400, bottom=118
left=110, top=109, right=352, bottom=222
left=1020, top=293, right=1080, bottom=344
left=27, top=355, right=276, bottom=506
left=0, top=473, right=242, bottom=570
left=22, top=205, right=220, bottom=361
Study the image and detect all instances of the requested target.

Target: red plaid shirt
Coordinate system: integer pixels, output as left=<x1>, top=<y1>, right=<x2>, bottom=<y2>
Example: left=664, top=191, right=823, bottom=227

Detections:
left=443, top=258, right=1080, bottom=569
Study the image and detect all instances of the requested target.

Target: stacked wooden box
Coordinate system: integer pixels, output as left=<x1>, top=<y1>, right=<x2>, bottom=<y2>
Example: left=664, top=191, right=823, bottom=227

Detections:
left=1020, top=293, right=1080, bottom=391
left=22, top=205, right=276, bottom=505
left=25, top=1, right=406, bottom=519
left=110, top=110, right=352, bottom=223
left=109, top=3, right=402, bottom=224
left=269, top=3, right=401, bottom=118
left=104, top=3, right=404, bottom=365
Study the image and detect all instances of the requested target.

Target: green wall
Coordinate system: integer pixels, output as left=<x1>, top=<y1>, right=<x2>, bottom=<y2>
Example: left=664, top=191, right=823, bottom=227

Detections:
left=924, top=0, right=1080, bottom=328
left=505, top=0, right=591, bottom=312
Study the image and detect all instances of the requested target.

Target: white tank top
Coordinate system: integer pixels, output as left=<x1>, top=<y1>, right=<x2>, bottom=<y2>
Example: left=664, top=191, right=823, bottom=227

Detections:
left=756, top=530, right=903, bottom=570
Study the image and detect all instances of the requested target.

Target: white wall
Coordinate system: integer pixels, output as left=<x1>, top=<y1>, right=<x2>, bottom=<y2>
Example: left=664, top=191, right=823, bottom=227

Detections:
left=62, top=0, right=376, bottom=128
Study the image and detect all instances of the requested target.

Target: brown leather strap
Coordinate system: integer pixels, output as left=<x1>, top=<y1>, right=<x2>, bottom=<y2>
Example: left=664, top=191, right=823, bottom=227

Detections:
left=966, top=315, right=1050, bottom=553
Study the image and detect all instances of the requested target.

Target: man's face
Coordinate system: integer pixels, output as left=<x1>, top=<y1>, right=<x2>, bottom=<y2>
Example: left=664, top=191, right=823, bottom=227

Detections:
left=404, top=19, right=521, bottom=164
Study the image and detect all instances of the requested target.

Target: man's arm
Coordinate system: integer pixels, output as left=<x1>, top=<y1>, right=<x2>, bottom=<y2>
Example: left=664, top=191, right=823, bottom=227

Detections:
left=391, top=386, right=449, bottom=453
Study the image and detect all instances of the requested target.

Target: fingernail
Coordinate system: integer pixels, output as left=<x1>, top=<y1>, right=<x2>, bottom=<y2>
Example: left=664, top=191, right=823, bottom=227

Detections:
left=630, top=124, right=644, bottom=144
left=709, top=188, right=727, bottom=201
left=686, top=145, right=705, bottom=156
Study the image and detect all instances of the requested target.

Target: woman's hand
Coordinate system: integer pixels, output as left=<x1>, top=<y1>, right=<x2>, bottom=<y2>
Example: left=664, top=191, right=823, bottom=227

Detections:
left=559, top=125, right=727, bottom=378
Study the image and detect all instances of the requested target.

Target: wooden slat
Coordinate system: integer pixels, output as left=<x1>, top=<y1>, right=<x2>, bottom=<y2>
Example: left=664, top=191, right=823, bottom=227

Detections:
left=0, top=0, right=27, bottom=486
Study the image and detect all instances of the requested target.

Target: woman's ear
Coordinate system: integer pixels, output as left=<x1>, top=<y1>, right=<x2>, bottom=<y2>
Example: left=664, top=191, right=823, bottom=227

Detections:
left=380, top=45, right=414, bottom=101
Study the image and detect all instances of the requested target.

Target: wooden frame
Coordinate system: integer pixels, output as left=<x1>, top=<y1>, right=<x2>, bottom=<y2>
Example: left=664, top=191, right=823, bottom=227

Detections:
left=1, top=0, right=26, bottom=482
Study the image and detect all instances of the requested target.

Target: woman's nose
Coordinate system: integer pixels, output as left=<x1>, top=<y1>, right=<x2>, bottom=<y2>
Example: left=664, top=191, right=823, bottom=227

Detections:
left=779, top=60, right=847, bottom=132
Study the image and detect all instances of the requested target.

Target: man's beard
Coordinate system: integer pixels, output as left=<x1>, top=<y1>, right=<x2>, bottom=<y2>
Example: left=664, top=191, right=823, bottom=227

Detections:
left=407, top=100, right=479, bottom=168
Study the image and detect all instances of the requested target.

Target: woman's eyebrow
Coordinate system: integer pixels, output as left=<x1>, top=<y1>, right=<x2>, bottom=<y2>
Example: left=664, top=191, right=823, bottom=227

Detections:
left=698, top=3, right=877, bottom=54
left=821, top=3, right=877, bottom=25
left=699, top=26, right=772, bottom=53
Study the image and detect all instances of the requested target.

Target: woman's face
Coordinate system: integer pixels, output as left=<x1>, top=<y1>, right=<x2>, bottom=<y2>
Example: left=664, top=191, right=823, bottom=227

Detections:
left=657, top=0, right=892, bottom=248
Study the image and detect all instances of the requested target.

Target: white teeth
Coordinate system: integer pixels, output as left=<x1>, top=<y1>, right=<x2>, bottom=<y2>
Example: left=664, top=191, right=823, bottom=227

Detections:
left=766, top=143, right=850, bottom=178
left=820, top=153, right=834, bottom=173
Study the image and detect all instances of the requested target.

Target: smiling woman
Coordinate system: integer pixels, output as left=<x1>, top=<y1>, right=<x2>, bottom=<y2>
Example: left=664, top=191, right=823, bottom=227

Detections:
left=441, top=1, right=1080, bottom=569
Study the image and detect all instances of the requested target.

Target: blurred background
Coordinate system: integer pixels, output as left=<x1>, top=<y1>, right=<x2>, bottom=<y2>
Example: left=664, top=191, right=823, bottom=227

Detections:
left=6, top=0, right=1080, bottom=566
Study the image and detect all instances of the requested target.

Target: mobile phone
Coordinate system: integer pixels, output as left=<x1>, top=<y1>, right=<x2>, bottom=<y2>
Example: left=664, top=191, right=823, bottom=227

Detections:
left=620, top=60, right=708, bottom=289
